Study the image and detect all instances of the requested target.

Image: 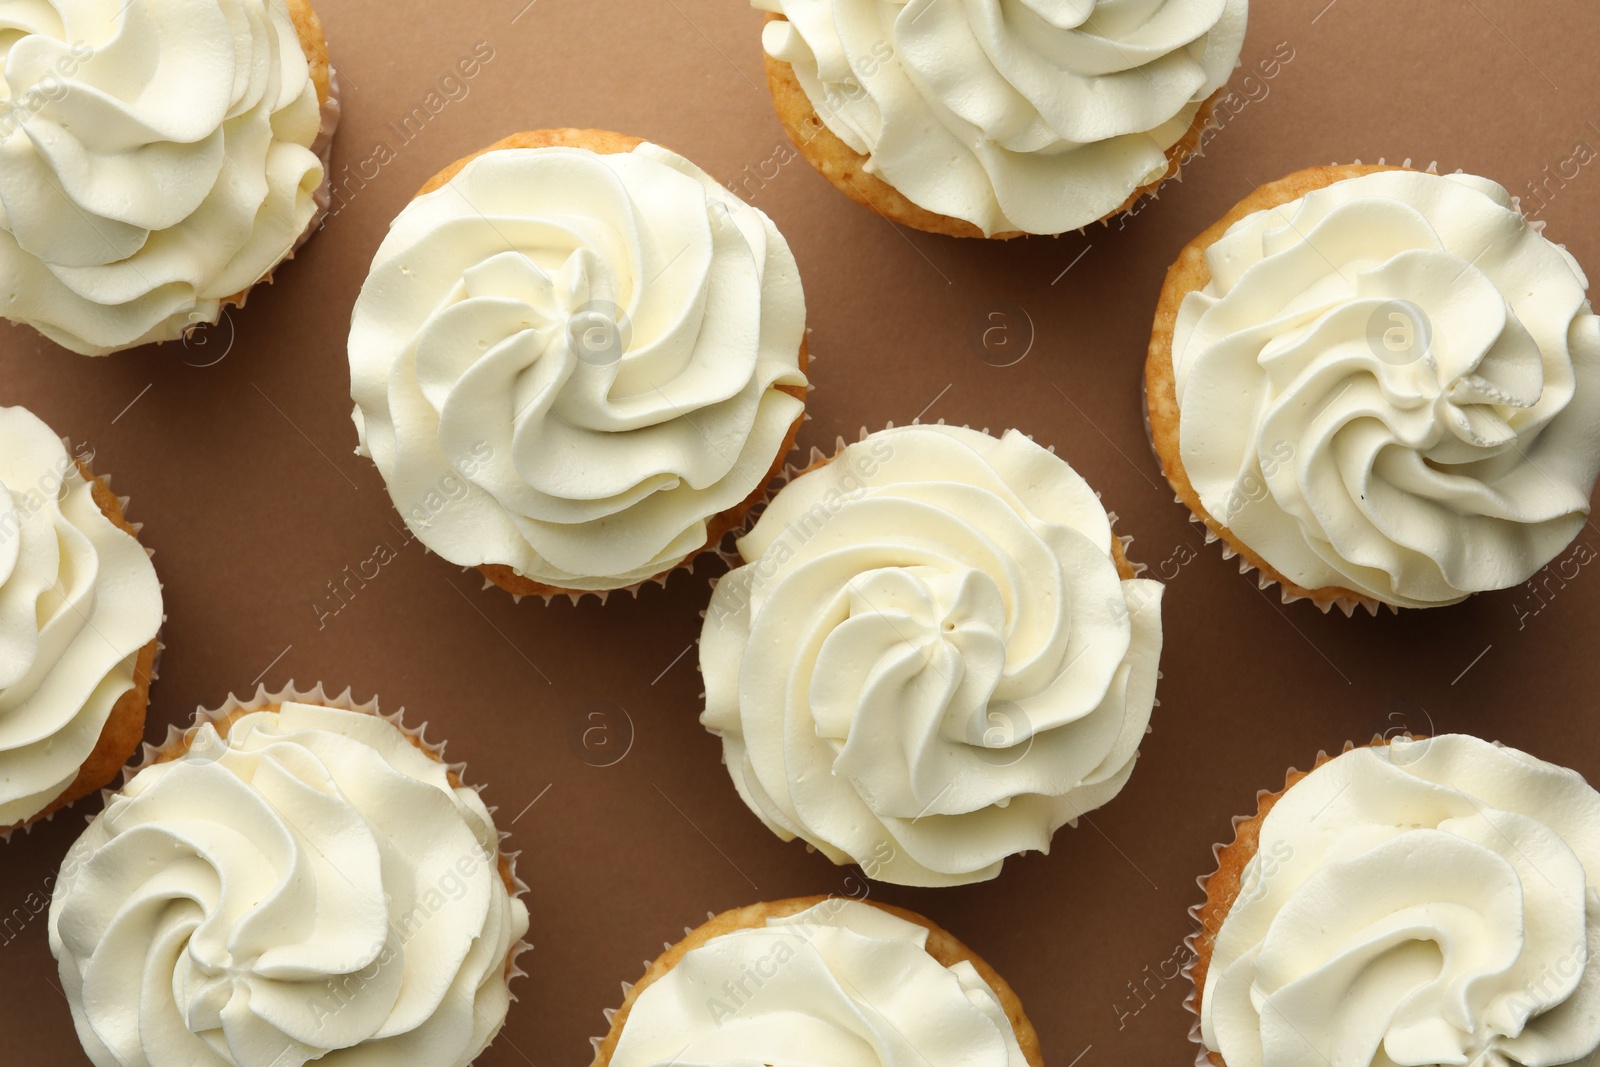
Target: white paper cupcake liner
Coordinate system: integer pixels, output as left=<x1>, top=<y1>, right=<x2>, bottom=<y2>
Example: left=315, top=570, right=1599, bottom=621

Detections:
left=1182, top=894, right=1211, bottom=1066
left=476, top=563, right=643, bottom=609
left=1181, top=785, right=1301, bottom=1067
left=122, top=681, right=531, bottom=992
left=471, top=543, right=709, bottom=609
left=1182, top=762, right=1329, bottom=1067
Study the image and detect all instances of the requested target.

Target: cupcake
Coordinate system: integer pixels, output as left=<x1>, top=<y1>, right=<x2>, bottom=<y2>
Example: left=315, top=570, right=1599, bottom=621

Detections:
left=48, top=686, right=529, bottom=1067
left=1146, top=165, right=1600, bottom=613
left=0, top=406, right=162, bottom=831
left=755, top=0, right=1247, bottom=238
left=1190, top=734, right=1600, bottom=1067
left=592, top=896, right=1041, bottom=1066
left=0, top=0, right=340, bottom=356
left=348, top=129, right=809, bottom=600
left=700, top=424, right=1164, bottom=886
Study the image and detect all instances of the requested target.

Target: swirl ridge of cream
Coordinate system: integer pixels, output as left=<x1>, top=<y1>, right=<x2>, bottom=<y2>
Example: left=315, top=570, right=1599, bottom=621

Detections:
left=348, top=137, right=809, bottom=594
left=608, top=900, right=1030, bottom=1065
left=700, top=424, right=1164, bottom=887
left=0, top=407, right=161, bottom=827
left=1170, top=169, right=1600, bottom=607
left=48, top=699, right=529, bottom=1067
left=756, top=0, right=1247, bottom=235
left=0, top=0, right=334, bottom=355
left=1201, top=735, right=1600, bottom=1067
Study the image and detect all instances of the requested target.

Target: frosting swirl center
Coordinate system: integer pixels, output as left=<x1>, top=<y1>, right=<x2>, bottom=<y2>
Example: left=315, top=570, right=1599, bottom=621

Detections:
left=701, top=425, right=1163, bottom=886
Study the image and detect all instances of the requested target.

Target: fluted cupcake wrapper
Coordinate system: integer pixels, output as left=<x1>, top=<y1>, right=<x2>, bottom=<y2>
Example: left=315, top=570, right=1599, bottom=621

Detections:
left=1182, top=899, right=1209, bottom=1067
left=470, top=546, right=687, bottom=609
left=123, top=681, right=532, bottom=993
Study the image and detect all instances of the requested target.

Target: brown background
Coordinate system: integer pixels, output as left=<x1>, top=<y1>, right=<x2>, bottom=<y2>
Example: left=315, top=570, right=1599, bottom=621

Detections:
left=2, top=0, right=1599, bottom=1063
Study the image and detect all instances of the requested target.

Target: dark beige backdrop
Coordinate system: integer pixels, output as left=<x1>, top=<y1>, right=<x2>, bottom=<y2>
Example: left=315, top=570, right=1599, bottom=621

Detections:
left=3, top=0, right=1598, bottom=1062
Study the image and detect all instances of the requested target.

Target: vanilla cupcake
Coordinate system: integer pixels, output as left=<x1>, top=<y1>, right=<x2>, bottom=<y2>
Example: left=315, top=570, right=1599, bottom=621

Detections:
left=1191, top=734, right=1600, bottom=1067
left=1146, top=165, right=1600, bottom=613
left=0, top=406, right=162, bottom=831
left=701, top=424, right=1164, bottom=886
left=348, top=129, right=809, bottom=600
left=592, top=897, right=1041, bottom=1066
left=0, top=0, right=340, bottom=356
left=755, top=0, right=1247, bottom=238
left=48, top=687, right=529, bottom=1067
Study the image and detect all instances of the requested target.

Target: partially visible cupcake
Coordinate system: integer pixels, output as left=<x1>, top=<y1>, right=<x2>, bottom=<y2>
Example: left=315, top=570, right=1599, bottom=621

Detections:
left=700, top=424, right=1164, bottom=886
left=1191, top=734, right=1600, bottom=1067
left=1146, top=165, right=1600, bottom=613
left=48, top=686, right=529, bottom=1067
left=348, top=129, right=809, bottom=600
left=755, top=0, right=1247, bottom=237
left=0, top=0, right=341, bottom=356
left=592, top=896, right=1041, bottom=1066
left=0, top=406, right=162, bottom=831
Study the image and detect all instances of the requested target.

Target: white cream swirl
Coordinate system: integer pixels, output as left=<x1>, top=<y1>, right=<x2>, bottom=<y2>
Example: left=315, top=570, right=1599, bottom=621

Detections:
left=1171, top=170, right=1600, bottom=607
left=700, top=425, right=1163, bottom=887
left=757, top=0, right=1247, bottom=235
left=349, top=141, right=808, bottom=592
left=48, top=701, right=529, bottom=1067
left=1202, top=735, right=1600, bottom=1067
left=0, top=0, right=331, bottom=356
left=609, top=899, right=1028, bottom=1066
left=0, top=406, right=161, bottom=826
